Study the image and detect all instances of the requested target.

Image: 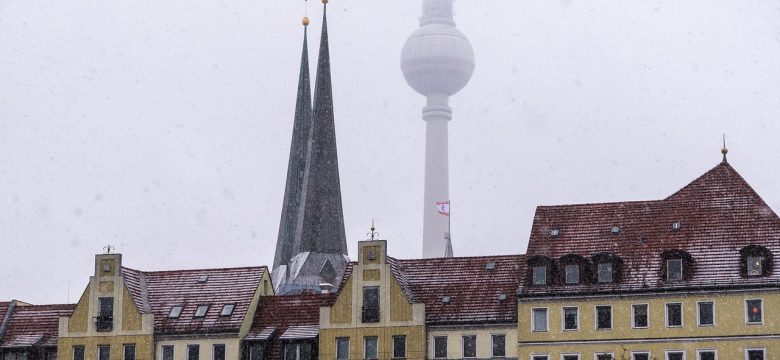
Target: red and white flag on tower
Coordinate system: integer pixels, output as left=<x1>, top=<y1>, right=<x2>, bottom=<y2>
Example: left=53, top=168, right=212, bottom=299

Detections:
left=436, top=201, right=450, bottom=216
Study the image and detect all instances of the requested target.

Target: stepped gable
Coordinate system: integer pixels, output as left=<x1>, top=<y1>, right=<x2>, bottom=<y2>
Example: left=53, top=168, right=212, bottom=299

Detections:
left=387, top=255, right=523, bottom=325
left=122, top=266, right=266, bottom=335
left=523, top=162, right=780, bottom=296
left=247, top=294, right=337, bottom=359
left=0, top=304, right=75, bottom=348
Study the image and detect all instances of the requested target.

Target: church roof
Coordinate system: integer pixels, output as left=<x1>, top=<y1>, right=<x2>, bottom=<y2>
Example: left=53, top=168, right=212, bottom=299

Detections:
left=521, top=161, right=780, bottom=297
left=122, top=265, right=266, bottom=335
left=0, top=303, right=75, bottom=348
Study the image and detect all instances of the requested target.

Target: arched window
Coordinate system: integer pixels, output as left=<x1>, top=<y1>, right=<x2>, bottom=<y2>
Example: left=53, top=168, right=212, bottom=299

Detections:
left=558, top=254, right=591, bottom=285
left=527, top=256, right=556, bottom=286
left=660, top=249, right=693, bottom=282
left=740, top=245, right=773, bottom=277
left=591, top=253, right=623, bottom=284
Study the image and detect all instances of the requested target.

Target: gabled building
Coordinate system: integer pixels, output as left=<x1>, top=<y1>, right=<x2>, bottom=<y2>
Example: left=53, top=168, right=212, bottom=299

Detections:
left=58, top=253, right=272, bottom=360
left=518, top=160, right=780, bottom=360
left=0, top=302, right=74, bottom=360
left=319, top=240, right=522, bottom=360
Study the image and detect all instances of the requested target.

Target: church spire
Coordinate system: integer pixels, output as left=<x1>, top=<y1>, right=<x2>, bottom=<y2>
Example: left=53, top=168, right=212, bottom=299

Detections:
left=273, top=17, right=313, bottom=271
left=297, top=0, right=348, bottom=255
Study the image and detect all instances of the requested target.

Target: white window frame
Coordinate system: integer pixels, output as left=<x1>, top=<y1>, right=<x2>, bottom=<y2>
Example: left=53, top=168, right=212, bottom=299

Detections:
left=597, top=263, right=613, bottom=283
left=364, top=337, right=378, bottom=360
left=631, top=351, right=651, bottom=360
left=160, top=345, right=174, bottom=360
left=336, top=337, right=350, bottom=360
left=532, top=307, right=549, bottom=332
left=432, top=336, right=448, bottom=359
left=561, top=354, right=580, bottom=360
left=745, top=298, right=764, bottom=325
left=667, top=258, right=683, bottom=281
left=565, top=264, right=579, bottom=284
left=594, top=352, right=614, bottom=360
left=747, top=256, right=764, bottom=276
left=744, top=348, right=765, bottom=360
left=665, top=302, right=684, bottom=328
left=461, top=334, right=477, bottom=359
left=696, top=301, right=715, bottom=327
left=631, top=303, right=649, bottom=329
left=531, top=354, right=550, bottom=360
left=490, top=333, right=506, bottom=358
left=562, top=306, right=579, bottom=331
left=212, top=344, right=225, bottom=360
left=533, top=266, right=547, bottom=285
left=666, top=350, right=686, bottom=360
left=595, top=305, right=612, bottom=330
left=696, top=349, right=717, bottom=360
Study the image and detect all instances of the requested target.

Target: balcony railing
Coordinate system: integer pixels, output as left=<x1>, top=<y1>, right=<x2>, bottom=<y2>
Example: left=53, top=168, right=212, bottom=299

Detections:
left=361, top=306, right=379, bottom=323
left=95, top=315, right=113, bottom=332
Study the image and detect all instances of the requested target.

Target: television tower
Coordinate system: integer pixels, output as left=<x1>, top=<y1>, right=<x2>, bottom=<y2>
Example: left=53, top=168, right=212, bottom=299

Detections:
left=401, top=0, right=474, bottom=258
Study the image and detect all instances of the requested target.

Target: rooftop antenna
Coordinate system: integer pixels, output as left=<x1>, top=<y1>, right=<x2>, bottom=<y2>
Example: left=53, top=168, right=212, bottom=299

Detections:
left=721, top=134, right=728, bottom=163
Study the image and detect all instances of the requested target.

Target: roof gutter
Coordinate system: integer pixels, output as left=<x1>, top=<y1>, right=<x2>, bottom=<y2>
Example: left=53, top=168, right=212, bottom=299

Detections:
left=518, top=284, right=780, bottom=301
left=0, top=300, right=17, bottom=342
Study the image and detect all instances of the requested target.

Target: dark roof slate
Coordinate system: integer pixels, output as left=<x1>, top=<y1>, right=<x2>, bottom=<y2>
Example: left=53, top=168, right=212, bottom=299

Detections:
left=122, top=266, right=265, bottom=335
left=0, top=304, right=75, bottom=348
left=522, top=162, right=780, bottom=296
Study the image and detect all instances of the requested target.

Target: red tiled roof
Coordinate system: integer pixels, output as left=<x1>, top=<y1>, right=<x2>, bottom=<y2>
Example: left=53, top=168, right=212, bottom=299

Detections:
left=522, top=162, right=780, bottom=296
left=389, top=255, right=523, bottom=325
left=0, top=304, right=75, bottom=348
left=122, top=266, right=266, bottom=335
left=249, top=294, right=336, bottom=336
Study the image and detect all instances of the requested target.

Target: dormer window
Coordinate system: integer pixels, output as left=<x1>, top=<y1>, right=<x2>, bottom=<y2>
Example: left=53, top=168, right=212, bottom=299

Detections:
left=667, top=259, right=683, bottom=281
left=740, top=245, right=772, bottom=277
left=168, top=306, right=183, bottom=318
left=532, top=266, right=547, bottom=285
left=565, top=265, right=579, bottom=284
left=559, top=254, right=589, bottom=285
left=597, top=263, right=613, bottom=283
left=194, top=305, right=209, bottom=318
left=592, top=253, right=622, bottom=284
left=220, top=304, right=235, bottom=317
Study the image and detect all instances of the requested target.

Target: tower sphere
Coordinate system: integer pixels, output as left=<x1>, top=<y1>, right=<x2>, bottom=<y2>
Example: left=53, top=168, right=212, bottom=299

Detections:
left=401, top=23, right=475, bottom=97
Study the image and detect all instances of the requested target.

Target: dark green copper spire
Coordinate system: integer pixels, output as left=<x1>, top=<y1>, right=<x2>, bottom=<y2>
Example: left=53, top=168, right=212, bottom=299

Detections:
left=273, top=22, right=312, bottom=271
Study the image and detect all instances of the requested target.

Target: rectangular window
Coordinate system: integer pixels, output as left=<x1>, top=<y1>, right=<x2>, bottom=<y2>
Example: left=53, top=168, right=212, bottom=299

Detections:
left=162, top=346, right=174, bottom=360
left=565, top=265, right=579, bottom=284
left=667, top=259, right=683, bottom=280
left=462, top=335, right=476, bottom=358
left=747, top=299, right=763, bottom=324
left=284, top=343, right=311, bottom=360
left=213, top=344, right=225, bottom=360
left=563, top=355, right=579, bottom=360
left=746, top=349, right=765, bottom=360
left=532, top=308, right=548, bottom=331
left=169, top=306, right=183, bottom=318
left=697, top=301, right=714, bottom=326
left=188, top=345, right=200, bottom=360
left=747, top=256, right=763, bottom=276
left=532, top=356, right=549, bottom=360
left=666, top=351, right=684, bottom=360
left=220, top=304, right=235, bottom=316
left=97, top=298, right=114, bottom=331
left=633, top=353, right=650, bottom=360
left=362, top=287, right=380, bottom=323
left=98, top=346, right=110, bottom=360
left=666, top=303, right=683, bottom=327
left=364, top=337, right=378, bottom=360
left=533, top=266, right=547, bottom=285
left=72, top=346, right=85, bottom=360
left=596, top=354, right=613, bottom=360
left=336, top=338, right=349, bottom=360
left=433, top=336, right=447, bottom=359
left=194, top=305, right=209, bottom=318
left=563, top=307, right=579, bottom=330
left=597, top=263, right=613, bottom=283
left=491, top=334, right=505, bottom=357
left=124, top=345, right=136, bottom=360
left=632, top=304, right=649, bottom=328
left=393, top=336, right=406, bottom=359
left=249, top=345, right=264, bottom=360
left=596, top=305, right=612, bottom=329
left=697, top=350, right=715, bottom=360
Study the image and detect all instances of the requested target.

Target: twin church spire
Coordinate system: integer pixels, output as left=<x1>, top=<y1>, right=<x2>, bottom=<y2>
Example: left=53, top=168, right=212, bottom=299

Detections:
left=272, top=1, right=348, bottom=295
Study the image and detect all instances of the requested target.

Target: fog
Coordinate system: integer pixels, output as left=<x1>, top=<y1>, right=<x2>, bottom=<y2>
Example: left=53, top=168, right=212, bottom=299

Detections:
left=1, top=1, right=779, bottom=303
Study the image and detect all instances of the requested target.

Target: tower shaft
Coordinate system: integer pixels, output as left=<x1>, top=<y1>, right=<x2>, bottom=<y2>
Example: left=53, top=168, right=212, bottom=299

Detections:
left=422, top=93, right=452, bottom=258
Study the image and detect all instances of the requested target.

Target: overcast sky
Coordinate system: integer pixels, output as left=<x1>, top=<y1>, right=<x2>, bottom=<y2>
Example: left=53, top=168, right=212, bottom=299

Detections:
left=1, top=1, right=779, bottom=304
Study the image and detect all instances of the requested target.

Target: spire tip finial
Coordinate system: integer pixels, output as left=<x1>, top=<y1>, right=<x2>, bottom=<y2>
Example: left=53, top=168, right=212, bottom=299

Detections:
left=721, top=134, right=728, bottom=162
left=302, top=16, right=310, bottom=26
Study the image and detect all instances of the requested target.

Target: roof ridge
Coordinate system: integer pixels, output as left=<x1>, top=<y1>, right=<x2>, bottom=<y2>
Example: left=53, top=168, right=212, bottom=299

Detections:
left=121, top=265, right=267, bottom=275
left=537, top=199, right=661, bottom=209
left=396, top=254, right=524, bottom=262
left=665, top=161, right=731, bottom=200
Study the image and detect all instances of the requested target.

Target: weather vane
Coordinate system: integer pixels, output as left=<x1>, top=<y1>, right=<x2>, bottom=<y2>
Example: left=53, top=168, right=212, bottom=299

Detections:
left=366, top=220, right=380, bottom=241
left=103, top=244, right=115, bottom=254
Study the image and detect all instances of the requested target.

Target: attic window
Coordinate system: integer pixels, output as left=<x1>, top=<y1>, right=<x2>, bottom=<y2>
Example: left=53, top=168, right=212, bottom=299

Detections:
left=220, top=304, right=235, bottom=317
left=550, top=228, right=560, bottom=237
left=672, top=222, right=682, bottom=231
left=168, top=306, right=183, bottom=318
left=197, top=275, right=209, bottom=283
left=194, top=305, right=209, bottom=318
left=367, top=250, right=377, bottom=260
left=485, top=262, right=496, bottom=271
left=441, top=296, right=451, bottom=304
left=610, top=226, right=620, bottom=235
left=497, top=294, right=507, bottom=301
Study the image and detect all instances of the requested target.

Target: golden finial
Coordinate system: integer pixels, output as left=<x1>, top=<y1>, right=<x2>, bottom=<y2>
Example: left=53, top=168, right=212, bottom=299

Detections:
left=302, top=17, right=310, bottom=26
left=322, top=0, right=328, bottom=4
left=721, top=134, right=728, bottom=163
